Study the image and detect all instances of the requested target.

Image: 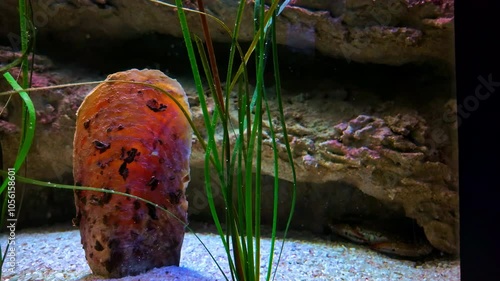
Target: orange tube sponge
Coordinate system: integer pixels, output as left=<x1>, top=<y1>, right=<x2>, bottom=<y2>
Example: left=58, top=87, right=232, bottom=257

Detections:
left=73, top=69, right=192, bottom=278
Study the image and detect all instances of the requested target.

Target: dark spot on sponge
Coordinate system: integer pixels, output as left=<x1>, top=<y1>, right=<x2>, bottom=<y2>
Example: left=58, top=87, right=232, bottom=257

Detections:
left=95, top=240, right=104, bottom=251
left=83, top=120, right=90, bottom=129
left=89, top=195, right=100, bottom=205
left=93, top=140, right=110, bottom=153
left=146, top=176, right=159, bottom=191
left=119, top=162, right=129, bottom=180
left=104, top=251, right=124, bottom=277
left=89, top=189, right=112, bottom=206
left=124, top=148, right=138, bottom=163
left=146, top=99, right=167, bottom=112
left=101, top=188, right=113, bottom=205
left=146, top=203, right=158, bottom=220
left=168, top=190, right=182, bottom=205
left=133, top=200, right=141, bottom=210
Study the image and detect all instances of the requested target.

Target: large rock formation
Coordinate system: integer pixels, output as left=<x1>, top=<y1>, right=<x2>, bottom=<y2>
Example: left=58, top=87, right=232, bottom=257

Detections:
left=0, top=47, right=458, bottom=254
left=0, top=0, right=454, bottom=66
left=0, top=0, right=458, bottom=258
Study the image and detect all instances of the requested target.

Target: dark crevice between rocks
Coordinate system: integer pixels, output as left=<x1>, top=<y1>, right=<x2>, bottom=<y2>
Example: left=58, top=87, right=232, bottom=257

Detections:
left=187, top=167, right=405, bottom=234
left=0, top=31, right=454, bottom=132
left=0, top=32, right=453, bottom=96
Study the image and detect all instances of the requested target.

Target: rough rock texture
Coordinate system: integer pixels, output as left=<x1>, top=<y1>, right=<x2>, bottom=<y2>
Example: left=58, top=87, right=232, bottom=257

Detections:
left=186, top=82, right=459, bottom=254
left=0, top=50, right=458, bottom=254
left=0, top=0, right=454, bottom=66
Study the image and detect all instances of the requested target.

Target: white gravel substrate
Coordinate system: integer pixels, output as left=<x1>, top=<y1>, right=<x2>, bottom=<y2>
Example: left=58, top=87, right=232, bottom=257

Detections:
left=1, top=224, right=459, bottom=281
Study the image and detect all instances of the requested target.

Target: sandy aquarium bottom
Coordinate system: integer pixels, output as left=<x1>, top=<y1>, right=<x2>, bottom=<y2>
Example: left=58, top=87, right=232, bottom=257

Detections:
left=1, top=224, right=459, bottom=281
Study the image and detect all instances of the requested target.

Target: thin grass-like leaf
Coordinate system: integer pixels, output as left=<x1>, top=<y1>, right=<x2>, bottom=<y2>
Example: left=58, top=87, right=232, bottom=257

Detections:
left=0, top=170, right=230, bottom=279
left=0, top=1, right=298, bottom=280
left=0, top=73, right=36, bottom=195
left=265, top=10, right=282, bottom=281
left=270, top=15, right=298, bottom=281
left=0, top=2, right=32, bottom=276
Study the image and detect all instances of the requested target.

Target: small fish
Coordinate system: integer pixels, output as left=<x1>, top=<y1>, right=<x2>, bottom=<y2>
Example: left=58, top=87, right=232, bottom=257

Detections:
left=329, top=223, right=390, bottom=244
left=329, top=223, right=368, bottom=244
left=330, top=222, right=433, bottom=258
left=351, top=226, right=390, bottom=244
left=370, top=241, right=434, bottom=258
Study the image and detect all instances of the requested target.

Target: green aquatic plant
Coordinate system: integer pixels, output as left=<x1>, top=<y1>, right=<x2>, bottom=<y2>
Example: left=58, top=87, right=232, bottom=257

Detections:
left=162, top=0, right=298, bottom=279
left=0, top=0, right=297, bottom=280
left=0, top=0, right=36, bottom=277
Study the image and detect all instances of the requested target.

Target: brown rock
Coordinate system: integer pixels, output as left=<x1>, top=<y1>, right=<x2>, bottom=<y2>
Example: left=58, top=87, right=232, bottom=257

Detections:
left=0, top=50, right=458, bottom=255
left=0, top=0, right=454, bottom=66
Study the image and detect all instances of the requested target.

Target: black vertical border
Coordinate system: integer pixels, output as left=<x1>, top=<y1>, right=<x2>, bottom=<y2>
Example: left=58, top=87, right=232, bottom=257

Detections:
left=456, top=1, right=500, bottom=280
